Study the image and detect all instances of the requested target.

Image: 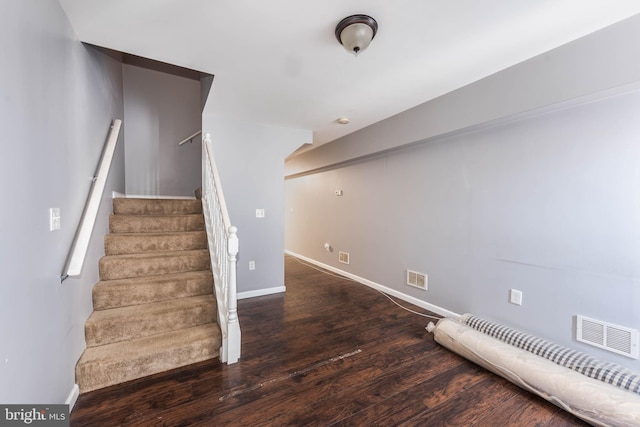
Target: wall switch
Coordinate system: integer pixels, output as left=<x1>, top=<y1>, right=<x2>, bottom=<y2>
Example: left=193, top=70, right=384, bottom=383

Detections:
left=256, top=209, right=265, bottom=218
left=49, top=208, right=61, bottom=231
left=249, top=261, right=256, bottom=270
left=510, top=289, right=523, bottom=306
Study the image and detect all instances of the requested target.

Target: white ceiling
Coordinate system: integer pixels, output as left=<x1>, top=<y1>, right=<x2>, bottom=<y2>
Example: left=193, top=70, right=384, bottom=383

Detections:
left=59, top=0, right=640, bottom=151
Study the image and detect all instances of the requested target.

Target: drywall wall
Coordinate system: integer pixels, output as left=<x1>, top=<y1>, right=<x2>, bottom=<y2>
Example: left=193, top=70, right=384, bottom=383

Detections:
left=202, top=115, right=310, bottom=295
left=200, top=75, right=214, bottom=113
left=0, top=0, right=124, bottom=404
left=285, top=19, right=640, bottom=370
left=286, top=86, right=640, bottom=371
left=123, top=64, right=201, bottom=197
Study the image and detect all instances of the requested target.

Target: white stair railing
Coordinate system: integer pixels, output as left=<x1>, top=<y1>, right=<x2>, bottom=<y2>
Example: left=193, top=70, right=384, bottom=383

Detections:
left=201, top=132, right=241, bottom=363
left=62, top=119, right=122, bottom=282
left=178, top=130, right=202, bottom=146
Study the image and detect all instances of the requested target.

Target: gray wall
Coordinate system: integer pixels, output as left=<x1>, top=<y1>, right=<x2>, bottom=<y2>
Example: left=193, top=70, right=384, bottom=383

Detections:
left=285, top=16, right=640, bottom=370
left=0, top=1, right=124, bottom=403
left=202, top=115, right=310, bottom=295
left=123, top=64, right=201, bottom=197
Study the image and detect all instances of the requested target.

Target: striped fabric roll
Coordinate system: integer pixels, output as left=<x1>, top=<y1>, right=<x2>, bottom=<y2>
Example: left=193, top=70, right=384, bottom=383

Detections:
left=462, top=314, right=640, bottom=395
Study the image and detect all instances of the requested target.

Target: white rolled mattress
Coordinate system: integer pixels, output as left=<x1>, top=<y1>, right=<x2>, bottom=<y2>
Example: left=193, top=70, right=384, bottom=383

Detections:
left=433, top=316, right=640, bottom=427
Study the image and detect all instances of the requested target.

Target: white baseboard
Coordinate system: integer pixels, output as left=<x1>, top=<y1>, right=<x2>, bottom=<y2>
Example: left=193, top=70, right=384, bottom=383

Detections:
left=285, top=250, right=460, bottom=320
left=65, top=384, right=79, bottom=411
left=238, top=286, right=286, bottom=300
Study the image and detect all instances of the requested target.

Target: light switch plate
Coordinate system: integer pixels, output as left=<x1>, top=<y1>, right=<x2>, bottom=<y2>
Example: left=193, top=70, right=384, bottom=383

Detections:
left=50, top=208, right=61, bottom=231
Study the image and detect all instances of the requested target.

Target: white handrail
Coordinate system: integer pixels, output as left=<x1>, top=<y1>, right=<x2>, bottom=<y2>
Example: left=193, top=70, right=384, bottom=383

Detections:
left=178, top=130, right=202, bottom=146
left=201, top=132, right=241, bottom=363
left=62, top=119, right=122, bottom=282
left=203, top=136, right=232, bottom=228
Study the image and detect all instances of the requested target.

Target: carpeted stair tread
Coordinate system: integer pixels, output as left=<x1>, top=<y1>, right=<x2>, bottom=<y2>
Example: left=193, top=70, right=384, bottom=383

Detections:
left=109, top=214, right=204, bottom=234
left=76, top=323, right=221, bottom=393
left=76, top=196, right=222, bottom=393
left=85, top=295, right=216, bottom=347
left=113, top=198, right=202, bottom=215
left=99, top=249, right=211, bottom=281
left=93, top=271, right=213, bottom=310
left=104, top=231, right=207, bottom=255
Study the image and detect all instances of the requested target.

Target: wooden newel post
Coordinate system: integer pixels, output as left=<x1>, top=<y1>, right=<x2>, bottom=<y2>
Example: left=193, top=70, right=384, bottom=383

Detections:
left=226, top=225, right=241, bottom=363
left=227, top=226, right=239, bottom=323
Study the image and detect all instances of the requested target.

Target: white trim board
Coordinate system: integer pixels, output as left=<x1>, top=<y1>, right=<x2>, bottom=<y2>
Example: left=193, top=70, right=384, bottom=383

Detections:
left=238, top=286, right=286, bottom=300
left=285, top=250, right=460, bottom=320
left=119, top=195, right=196, bottom=200
left=66, top=384, right=79, bottom=411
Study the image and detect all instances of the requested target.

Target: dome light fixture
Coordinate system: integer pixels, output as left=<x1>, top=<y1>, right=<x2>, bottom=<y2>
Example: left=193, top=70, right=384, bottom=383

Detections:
left=335, top=14, right=378, bottom=56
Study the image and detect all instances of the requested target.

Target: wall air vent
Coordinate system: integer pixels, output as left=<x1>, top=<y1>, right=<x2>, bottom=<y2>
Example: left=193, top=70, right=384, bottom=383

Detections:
left=576, top=315, right=639, bottom=359
left=406, top=270, right=427, bottom=290
left=338, top=251, right=350, bottom=265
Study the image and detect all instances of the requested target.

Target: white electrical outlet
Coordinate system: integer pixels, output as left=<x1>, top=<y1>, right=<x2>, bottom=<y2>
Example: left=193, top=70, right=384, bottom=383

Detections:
left=509, top=289, right=523, bottom=306
left=249, top=261, right=256, bottom=270
left=256, top=209, right=265, bottom=218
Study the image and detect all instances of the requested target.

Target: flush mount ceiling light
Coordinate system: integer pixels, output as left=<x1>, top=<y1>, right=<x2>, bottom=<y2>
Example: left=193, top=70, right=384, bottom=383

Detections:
left=335, top=14, right=378, bottom=56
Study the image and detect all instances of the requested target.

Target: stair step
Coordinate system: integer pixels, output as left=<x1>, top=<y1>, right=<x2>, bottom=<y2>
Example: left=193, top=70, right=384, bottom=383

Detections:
left=76, top=196, right=224, bottom=394
left=104, top=231, right=207, bottom=255
left=93, top=271, right=214, bottom=310
left=85, top=295, right=216, bottom=347
left=76, top=323, right=221, bottom=393
left=99, top=249, right=210, bottom=281
left=109, top=214, right=204, bottom=234
left=113, top=198, right=202, bottom=216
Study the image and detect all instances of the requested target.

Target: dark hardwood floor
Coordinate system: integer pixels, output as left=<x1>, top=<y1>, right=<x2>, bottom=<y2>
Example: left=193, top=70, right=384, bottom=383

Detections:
left=71, top=255, right=590, bottom=426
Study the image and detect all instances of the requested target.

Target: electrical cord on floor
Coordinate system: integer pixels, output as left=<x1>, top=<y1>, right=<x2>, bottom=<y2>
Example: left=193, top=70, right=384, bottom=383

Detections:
left=289, top=255, right=444, bottom=322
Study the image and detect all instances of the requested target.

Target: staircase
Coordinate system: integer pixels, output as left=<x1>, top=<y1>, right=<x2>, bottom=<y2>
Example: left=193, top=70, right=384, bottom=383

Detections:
left=75, top=198, right=221, bottom=393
